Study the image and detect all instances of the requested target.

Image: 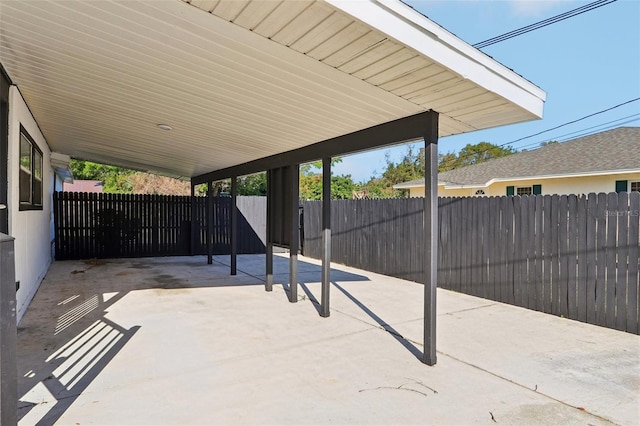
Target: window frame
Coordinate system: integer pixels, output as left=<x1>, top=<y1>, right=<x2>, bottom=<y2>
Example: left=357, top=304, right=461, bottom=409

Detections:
left=19, top=125, right=43, bottom=211
left=516, top=186, right=532, bottom=196
left=631, top=181, right=640, bottom=192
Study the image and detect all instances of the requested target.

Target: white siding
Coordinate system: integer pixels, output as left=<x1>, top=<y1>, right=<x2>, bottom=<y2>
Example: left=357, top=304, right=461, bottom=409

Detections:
left=8, top=86, right=54, bottom=323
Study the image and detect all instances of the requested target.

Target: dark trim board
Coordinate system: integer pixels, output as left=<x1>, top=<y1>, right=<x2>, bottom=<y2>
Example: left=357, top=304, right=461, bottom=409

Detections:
left=192, top=111, right=437, bottom=184
left=0, top=69, right=9, bottom=233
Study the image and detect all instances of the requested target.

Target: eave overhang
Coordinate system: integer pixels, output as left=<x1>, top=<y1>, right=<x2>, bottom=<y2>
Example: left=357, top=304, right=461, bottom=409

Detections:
left=0, top=0, right=545, bottom=179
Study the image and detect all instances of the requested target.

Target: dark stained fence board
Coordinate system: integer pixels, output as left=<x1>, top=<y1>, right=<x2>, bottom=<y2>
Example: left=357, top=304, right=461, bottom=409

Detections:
left=606, top=192, right=618, bottom=329
left=616, top=192, right=629, bottom=332
left=567, top=194, right=578, bottom=321
left=627, top=192, right=639, bottom=334
left=585, top=194, right=598, bottom=324
left=54, top=193, right=266, bottom=259
left=534, top=195, right=544, bottom=312
left=577, top=195, right=588, bottom=323
left=542, top=195, right=552, bottom=313
left=595, top=193, right=608, bottom=327
left=298, top=193, right=638, bottom=335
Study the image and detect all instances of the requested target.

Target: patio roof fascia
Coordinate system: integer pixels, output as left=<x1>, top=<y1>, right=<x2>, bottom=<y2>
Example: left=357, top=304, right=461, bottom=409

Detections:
left=327, top=0, right=547, bottom=117
left=192, top=110, right=438, bottom=185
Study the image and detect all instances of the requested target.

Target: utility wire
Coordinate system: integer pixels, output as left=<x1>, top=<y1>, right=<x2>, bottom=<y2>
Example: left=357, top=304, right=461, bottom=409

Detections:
left=512, top=113, right=640, bottom=151
left=437, top=98, right=640, bottom=172
left=473, top=0, right=617, bottom=49
left=502, top=97, right=640, bottom=146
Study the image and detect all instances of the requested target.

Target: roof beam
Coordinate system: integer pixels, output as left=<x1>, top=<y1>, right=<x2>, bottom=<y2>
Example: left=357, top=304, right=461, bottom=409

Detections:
left=192, top=110, right=437, bottom=185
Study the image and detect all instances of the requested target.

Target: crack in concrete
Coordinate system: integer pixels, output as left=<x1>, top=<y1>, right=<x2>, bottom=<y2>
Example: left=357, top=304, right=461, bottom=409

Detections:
left=437, top=350, right=619, bottom=426
left=359, top=378, right=438, bottom=398
left=440, top=303, right=497, bottom=316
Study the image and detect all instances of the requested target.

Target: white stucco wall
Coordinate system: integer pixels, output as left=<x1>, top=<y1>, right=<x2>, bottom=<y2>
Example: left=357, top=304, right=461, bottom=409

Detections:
left=8, top=86, right=54, bottom=323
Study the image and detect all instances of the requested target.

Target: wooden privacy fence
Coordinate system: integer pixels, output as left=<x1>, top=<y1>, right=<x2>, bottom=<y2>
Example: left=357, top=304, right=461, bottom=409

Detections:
left=54, top=192, right=266, bottom=260
left=301, top=193, right=640, bottom=334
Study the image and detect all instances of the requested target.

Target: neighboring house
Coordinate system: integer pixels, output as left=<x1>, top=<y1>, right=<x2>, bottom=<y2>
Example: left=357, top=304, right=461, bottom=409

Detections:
left=394, top=127, right=640, bottom=197
left=63, top=180, right=103, bottom=193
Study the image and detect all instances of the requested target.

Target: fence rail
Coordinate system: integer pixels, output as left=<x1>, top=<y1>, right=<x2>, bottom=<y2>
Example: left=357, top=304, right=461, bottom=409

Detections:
left=54, top=192, right=266, bottom=260
left=301, top=193, right=640, bottom=334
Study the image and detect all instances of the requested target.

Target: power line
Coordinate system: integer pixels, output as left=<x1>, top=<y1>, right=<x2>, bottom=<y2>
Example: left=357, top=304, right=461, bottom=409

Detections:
left=434, top=98, right=640, bottom=173
left=512, top=113, right=640, bottom=151
left=473, top=0, right=617, bottom=49
left=501, top=97, right=640, bottom=147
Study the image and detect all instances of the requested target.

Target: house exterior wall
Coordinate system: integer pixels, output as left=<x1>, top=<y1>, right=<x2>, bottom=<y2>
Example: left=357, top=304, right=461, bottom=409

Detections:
left=405, top=172, right=640, bottom=197
left=8, top=86, right=55, bottom=323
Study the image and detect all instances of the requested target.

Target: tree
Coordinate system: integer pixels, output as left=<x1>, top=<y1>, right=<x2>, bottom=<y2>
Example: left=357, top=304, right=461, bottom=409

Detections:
left=237, top=173, right=267, bottom=196
left=70, top=159, right=135, bottom=193
left=438, top=142, right=516, bottom=172
left=297, top=158, right=359, bottom=200
left=70, top=159, right=191, bottom=194
left=359, top=145, right=425, bottom=198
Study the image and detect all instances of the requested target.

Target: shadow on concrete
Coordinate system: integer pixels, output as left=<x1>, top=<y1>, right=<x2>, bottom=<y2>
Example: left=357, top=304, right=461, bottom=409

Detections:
left=17, top=290, right=139, bottom=425
left=332, top=282, right=423, bottom=361
left=17, top=254, right=371, bottom=424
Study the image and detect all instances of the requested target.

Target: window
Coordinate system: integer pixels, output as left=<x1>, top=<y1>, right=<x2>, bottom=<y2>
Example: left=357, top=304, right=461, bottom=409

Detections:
left=19, top=126, right=43, bottom=210
left=516, top=186, right=532, bottom=196
left=507, top=184, right=542, bottom=196
left=474, top=189, right=486, bottom=196
left=630, top=181, right=640, bottom=192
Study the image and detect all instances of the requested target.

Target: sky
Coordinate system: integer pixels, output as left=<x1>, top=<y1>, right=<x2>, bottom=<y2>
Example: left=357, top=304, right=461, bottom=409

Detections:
left=332, top=0, right=640, bottom=182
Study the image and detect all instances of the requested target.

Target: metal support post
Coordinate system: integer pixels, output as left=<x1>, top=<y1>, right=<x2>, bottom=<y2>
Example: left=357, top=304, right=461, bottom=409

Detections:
left=190, top=182, right=196, bottom=256
left=423, top=112, right=438, bottom=366
left=265, top=170, right=273, bottom=291
left=320, top=157, right=331, bottom=317
left=230, top=176, right=237, bottom=275
left=206, top=181, right=213, bottom=265
left=289, top=164, right=299, bottom=303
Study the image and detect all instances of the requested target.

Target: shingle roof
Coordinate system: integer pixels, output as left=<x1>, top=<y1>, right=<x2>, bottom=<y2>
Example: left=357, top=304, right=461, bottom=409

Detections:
left=395, top=127, right=640, bottom=188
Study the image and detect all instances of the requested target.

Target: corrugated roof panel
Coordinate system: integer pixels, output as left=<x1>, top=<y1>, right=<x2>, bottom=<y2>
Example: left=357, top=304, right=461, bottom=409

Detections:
left=305, top=22, right=370, bottom=61
left=290, top=11, right=352, bottom=54
left=232, top=0, right=281, bottom=30
left=439, top=114, right=477, bottom=134
left=321, top=31, right=386, bottom=68
left=188, top=0, right=219, bottom=13
left=337, top=39, right=404, bottom=74
left=379, top=63, right=446, bottom=92
left=426, top=85, right=490, bottom=111
left=211, top=0, right=250, bottom=21
left=252, top=1, right=312, bottom=38
left=364, top=56, right=432, bottom=87
left=270, top=2, right=334, bottom=46
left=401, top=75, right=462, bottom=100
left=352, top=49, right=417, bottom=80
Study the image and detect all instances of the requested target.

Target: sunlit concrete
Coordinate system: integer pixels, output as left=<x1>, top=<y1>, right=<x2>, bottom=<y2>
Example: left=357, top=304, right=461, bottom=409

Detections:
left=16, top=255, right=639, bottom=425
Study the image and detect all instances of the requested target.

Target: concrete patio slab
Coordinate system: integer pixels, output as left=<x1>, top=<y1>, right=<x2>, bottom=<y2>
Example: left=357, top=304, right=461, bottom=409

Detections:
left=16, top=255, right=639, bottom=425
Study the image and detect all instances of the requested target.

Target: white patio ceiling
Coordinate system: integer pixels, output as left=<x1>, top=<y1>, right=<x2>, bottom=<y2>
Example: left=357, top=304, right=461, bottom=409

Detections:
left=0, top=0, right=545, bottom=178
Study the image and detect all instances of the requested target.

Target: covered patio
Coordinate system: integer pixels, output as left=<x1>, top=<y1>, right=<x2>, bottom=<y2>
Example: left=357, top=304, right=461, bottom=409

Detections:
left=17, top=255, right=639, bottom=425
left=0, top=0, right=551, bottom=422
